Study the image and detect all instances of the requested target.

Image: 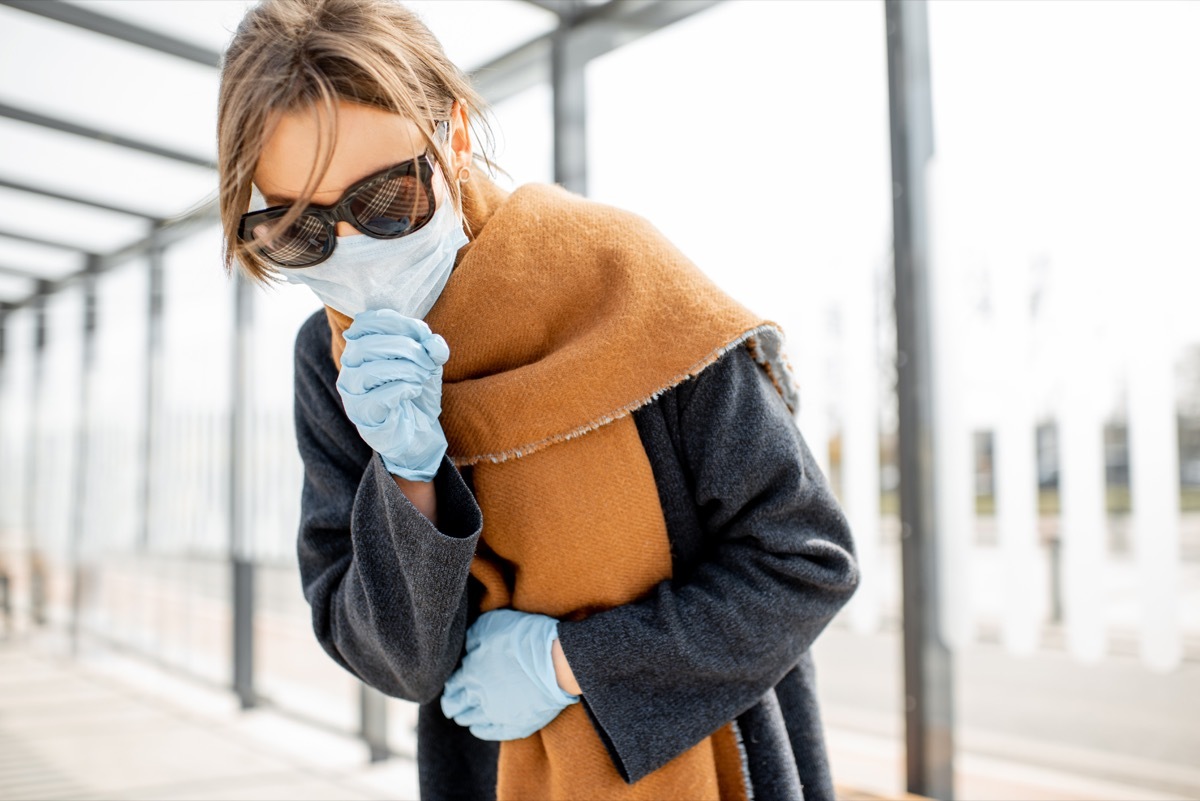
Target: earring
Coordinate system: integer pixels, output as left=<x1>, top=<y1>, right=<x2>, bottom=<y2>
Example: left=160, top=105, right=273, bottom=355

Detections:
left=457, top=167, right=471, bottom=183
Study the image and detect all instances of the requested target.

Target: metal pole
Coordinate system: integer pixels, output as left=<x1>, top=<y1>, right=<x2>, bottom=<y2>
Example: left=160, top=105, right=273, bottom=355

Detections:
left=0, top=570, right=10, bottom=637
left=360, top=683, right=390, bottom=763
left=0, top=307, right=10, bottom=637
left=884, top=1, right=955, bottom=798
left=230, top=272, right=256, bottom=709
left=551, top=8, right=588, bottom=195
left=26, top=287, right=49, bottom=626
left=69, top=260, right=99, bottom=655
left=139, top=236, right=164, bottom=550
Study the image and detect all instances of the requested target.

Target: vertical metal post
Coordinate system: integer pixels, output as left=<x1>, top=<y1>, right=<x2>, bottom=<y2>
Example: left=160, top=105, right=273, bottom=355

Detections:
left=551, top=5, right=588, bottom=195
left=360, top=683, right=390, bottom=762
left=230, top=271, right=256, bottom=709
left=885, top=1, right=955, bottom=798
left=27, top=286, right=49, bottom=627
left=0, top=305, right=9, bottom=637
left=0, top=570, right=10, bottom=637
left=69, top=260, right=99, bottom=654
left=139, top=234, right=164, bottom=550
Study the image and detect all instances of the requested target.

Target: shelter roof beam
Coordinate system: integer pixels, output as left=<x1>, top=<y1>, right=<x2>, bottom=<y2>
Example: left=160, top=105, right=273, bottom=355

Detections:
left=470, top=0, right=722, bottom=104
left=0, top=101, right=215, bottom=169
left=0, top=176, right=162, bottom=221
left=4, top=201, right=218, bottom=311
left=0, top=262, right=44, bottom=279
left=0, top=226, right=92, bottom=254
left=0, top=0, right=222, bottom=67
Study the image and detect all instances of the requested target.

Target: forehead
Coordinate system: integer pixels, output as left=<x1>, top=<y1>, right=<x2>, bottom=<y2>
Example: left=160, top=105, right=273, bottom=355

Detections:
left=254, top=100, right=427, bottom=205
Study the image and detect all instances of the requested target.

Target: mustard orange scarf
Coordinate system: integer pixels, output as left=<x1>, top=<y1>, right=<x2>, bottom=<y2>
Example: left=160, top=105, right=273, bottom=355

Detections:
left=325, top=174, right=798, bottom=800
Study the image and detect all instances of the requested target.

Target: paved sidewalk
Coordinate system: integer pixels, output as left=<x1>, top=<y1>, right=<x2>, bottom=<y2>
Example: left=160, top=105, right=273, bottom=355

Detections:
left=1, top=635, right=1191, bottom=801
left=0, top=641, right=418, bottom=801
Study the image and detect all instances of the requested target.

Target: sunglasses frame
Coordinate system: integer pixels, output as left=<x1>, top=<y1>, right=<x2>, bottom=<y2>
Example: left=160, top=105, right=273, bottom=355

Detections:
left=239, top=121, right=449, bottom=269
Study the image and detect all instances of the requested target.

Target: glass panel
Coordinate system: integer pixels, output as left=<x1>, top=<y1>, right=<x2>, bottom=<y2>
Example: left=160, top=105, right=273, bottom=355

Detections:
left=84, top=259, right=152, bottom=654
left=587, top=0, right=891, bottom=449
left=249, top=279, right=359, bottom=732
left=0, top=6, right=219, bottom=161
left=60, top=0, right=255, bottom=53
left=159, top=224, right=231, bottom=560
left=257, top=562, right=361, bottom=734
left=245, top=280, right=322, bottom=564
left=0, top=238, right=84, bottom=280
left=388, top=696, right=421, bottom=760
left=0, top=274, right=35, bottom=301
left=88, top=259, right=148, bottom=557
left=0, top=186, right=149, bottom=255
left=30, top=286, right=85, bottom=625
left=0, top=307, right=34, bottom=635
left=144, top=224, right=233, bottom=683
left=59, top=0, right=558, bottom=74
left=921, top=6, right=1200, bottom=771
left=0, top=118, right=216, bottom=221
left=488, top=82, right=554, bottom=189
left=405, top=1, right=557, bottom=72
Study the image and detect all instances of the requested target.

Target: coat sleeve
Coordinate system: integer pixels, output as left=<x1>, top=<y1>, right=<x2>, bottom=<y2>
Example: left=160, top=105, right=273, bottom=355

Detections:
left=554, top=343, right=860, bottom=784
left=292, top=311, right=483, bottom=704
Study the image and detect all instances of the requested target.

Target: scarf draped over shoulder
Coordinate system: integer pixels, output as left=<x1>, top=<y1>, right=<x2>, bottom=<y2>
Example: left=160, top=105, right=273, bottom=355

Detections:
left=324, top=173, right=798, bottom=800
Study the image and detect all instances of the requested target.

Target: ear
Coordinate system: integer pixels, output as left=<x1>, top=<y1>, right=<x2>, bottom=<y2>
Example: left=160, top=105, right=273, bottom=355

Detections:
left=449, top=99, right=473, bottom=176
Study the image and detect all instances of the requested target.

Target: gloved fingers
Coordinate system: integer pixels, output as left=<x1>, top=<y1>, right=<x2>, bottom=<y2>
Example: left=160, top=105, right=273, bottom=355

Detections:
left=341, top=333, right=438, bottom=371
left=439, top=676, right=473, bottom=715
left=470, top=721, right=536, bottom=742
left=337, top=359, right=429, bottom=395
left=423, top=333, right=450, bottom=366
left=413, top=385, right=444, bottom=420
left=441, top=669, right=463, bottom=696
left=464, top=618, right=485, bottom=653
left=465, top=608, right=510, bottom=652
left=468, top=722, right=511, bottom=741
left=341, top=385, right=422, bottom=428
left=448, top=702, right=492, bottom=729
left=344, top=308, right=433, bottom=341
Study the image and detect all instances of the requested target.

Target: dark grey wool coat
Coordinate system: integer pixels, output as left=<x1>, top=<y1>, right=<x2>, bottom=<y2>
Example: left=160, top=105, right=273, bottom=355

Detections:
left=293, top=309, right=859, bottom=801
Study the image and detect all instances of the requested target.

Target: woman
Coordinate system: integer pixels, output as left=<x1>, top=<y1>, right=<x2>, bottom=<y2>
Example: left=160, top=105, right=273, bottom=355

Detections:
left=217, top=1, right=859, bottom=799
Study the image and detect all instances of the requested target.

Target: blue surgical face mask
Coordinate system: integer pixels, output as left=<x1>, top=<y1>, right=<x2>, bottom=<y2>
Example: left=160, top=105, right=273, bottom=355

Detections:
left=278, top=171, right=469, bottom=319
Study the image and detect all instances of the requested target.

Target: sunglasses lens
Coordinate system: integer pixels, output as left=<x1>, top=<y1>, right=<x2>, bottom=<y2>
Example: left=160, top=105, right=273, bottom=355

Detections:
left=349, top=171, right=433, bottom=237
left=250, top=214, right=330, bottom=267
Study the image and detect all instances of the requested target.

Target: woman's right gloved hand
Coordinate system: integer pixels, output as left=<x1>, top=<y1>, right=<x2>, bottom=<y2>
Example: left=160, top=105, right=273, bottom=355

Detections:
left=335, top=308, right=451, bottom=483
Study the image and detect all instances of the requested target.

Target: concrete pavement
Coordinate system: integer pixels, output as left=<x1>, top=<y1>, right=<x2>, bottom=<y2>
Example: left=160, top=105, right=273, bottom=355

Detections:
left=2, top=631, right=1195, bottom=801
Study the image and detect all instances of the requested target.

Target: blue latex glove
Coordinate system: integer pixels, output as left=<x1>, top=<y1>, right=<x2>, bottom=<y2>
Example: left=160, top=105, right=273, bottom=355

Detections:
left=335, top=308, right=450, bottom=482
left=440, top=608, right=580, bottom=741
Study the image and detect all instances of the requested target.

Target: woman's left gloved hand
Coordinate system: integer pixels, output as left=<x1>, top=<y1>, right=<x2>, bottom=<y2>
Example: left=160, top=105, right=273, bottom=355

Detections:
left=440, top=608, right=580, bottom=741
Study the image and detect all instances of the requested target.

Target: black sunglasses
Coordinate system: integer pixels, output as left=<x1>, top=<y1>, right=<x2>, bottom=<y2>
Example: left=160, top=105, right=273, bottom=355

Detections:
left=239, top=121, right=448, bottom=268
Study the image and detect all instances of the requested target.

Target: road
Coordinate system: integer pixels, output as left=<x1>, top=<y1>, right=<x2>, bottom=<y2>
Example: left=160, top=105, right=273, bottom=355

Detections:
left=812, top=625, right=1200, bottom=799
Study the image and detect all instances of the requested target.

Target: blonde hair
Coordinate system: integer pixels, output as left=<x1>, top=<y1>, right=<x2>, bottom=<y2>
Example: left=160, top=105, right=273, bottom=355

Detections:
left=217, top=0, right=495, bottom=283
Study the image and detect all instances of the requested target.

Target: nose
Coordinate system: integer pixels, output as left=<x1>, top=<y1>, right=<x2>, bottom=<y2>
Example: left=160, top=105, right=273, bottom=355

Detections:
left=335, top=221, right=362, bottom=237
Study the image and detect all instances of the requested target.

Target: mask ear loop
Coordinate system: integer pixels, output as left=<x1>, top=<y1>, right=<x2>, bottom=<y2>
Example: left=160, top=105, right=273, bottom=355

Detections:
left=432, top=118, right=470, bottom=228
left=430, top=160, right=466, bottom=232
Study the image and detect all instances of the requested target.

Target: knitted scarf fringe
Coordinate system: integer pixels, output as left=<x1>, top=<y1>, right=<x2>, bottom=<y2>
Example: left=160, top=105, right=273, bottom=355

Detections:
left=449, top=323, right=799, bottom=467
